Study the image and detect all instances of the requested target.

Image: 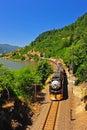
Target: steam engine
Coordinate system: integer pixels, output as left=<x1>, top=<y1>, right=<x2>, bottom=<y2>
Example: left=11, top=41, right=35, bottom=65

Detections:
left=49, top=63, right=65, bottom=101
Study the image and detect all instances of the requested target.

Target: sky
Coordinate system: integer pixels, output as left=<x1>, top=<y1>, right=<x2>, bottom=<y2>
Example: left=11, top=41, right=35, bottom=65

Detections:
left=0, top=0, right=87, bottom=47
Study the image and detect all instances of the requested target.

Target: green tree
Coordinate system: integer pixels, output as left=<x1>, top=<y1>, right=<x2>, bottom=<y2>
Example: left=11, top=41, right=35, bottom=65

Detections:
left=75, top=62, right=87, bottom=84
left=0, top=63, right=14, bottom=99
left=36, top=61, right=53, bottom=84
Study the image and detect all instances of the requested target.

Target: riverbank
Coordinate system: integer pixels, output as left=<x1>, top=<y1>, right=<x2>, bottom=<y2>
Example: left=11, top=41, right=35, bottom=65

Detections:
left=0, top=57, right=29, bottom=70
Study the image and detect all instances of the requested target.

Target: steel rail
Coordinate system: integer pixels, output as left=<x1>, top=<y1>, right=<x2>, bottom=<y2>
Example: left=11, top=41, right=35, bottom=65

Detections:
left=42, top=101, right=59, bottom=130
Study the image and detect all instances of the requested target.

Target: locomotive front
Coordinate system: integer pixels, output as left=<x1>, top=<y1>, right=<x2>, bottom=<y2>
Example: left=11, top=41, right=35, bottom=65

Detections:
left=49, top=69, right=64, bottom=101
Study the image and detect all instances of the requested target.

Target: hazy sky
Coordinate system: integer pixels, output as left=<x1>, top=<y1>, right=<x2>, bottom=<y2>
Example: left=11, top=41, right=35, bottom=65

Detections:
left=0, top=0, right=87, bottom=47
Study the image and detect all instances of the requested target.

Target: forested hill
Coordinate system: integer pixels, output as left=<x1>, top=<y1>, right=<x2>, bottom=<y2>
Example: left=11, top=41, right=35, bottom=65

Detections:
left=0, top=44, right=19, bottom=54
left=2, top=13, right=87, bottom=83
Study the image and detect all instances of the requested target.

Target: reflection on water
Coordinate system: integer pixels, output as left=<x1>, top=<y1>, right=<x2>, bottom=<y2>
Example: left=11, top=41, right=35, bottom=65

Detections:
left=0, top=58, right=29, bottom=70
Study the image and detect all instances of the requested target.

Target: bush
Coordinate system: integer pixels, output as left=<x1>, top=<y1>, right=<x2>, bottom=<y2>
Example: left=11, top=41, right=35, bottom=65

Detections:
left=36, top=61, right=53, bottom=84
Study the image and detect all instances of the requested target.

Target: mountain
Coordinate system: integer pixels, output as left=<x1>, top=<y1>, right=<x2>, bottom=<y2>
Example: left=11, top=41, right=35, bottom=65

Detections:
left=0, top=44, right=20, bottom=54
left=2, top=13, right=87, bottom=83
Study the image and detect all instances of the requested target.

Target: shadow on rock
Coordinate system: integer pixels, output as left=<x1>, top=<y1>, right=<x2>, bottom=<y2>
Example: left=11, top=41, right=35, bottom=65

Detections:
left=0, top=89, right=33, bottom=130
left=63, top=72, right=68, bottom=100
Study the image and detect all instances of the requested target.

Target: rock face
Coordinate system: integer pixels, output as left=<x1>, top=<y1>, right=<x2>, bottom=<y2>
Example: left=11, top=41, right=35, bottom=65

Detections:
left=73, top=82, right=87, bottom=99
left=0, top=90, right=33, bottom=130
left=73, top=82, right=87, bottom=111
left=71, top=82, right=87, bottom=130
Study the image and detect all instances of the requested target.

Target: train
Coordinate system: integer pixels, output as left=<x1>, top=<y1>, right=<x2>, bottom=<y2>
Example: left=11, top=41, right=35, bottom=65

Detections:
left=49, top=62, right=66, bottom=101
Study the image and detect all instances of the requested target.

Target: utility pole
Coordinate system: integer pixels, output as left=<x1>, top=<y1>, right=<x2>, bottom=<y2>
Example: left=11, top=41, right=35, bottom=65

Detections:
left=31, top=79, right=41, bottom=102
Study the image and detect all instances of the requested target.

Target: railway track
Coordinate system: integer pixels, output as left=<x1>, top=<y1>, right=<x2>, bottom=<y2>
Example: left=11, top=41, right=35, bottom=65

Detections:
left=42, top=101, right=59, bottom=130
left=31, top=85, right=60, bottom=130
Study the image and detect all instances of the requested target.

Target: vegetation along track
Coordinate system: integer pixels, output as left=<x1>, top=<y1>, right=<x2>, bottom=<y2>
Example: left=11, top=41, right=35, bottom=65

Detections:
left=42, top=101, right=59, bottom=130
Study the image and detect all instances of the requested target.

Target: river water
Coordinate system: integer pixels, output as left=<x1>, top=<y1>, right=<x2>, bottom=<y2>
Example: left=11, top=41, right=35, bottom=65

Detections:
left=0, top=58, right=29, bottom=70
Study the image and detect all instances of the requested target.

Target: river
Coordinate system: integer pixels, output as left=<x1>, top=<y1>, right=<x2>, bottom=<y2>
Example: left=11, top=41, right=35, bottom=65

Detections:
left=0, top=58, right=29, bottom=70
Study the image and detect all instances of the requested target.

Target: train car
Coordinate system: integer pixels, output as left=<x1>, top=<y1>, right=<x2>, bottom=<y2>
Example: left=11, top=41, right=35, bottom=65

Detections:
left=49, top=63, right=65, bottom=101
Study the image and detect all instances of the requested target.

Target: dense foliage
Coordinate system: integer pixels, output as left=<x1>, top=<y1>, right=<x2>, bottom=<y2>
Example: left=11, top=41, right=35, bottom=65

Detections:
left=36, top=61, right=53, bottom=84
left=2, top=13, right=87, bottom=84
left=0, top=63, right=14, bottom=95
left=0, top=61, right=53, bottom=101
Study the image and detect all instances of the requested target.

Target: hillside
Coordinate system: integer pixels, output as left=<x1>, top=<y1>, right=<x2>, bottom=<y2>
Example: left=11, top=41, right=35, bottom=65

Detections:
left=0, top=44, right=20, bottom=54
left=2, top=13, right=87, bottom=83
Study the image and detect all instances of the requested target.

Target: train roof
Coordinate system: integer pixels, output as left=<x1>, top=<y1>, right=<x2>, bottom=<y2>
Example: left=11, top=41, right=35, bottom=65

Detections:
left=53, top=70, right=63, bottom=78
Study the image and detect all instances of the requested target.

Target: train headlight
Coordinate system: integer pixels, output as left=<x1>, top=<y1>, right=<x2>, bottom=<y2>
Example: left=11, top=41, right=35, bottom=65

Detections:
left=51, top=80, right=61, bottom=89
